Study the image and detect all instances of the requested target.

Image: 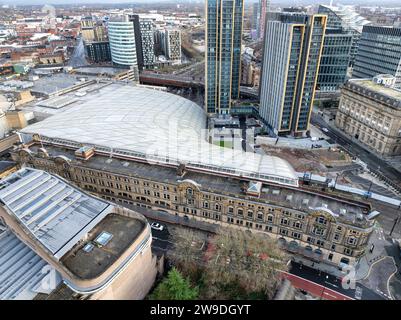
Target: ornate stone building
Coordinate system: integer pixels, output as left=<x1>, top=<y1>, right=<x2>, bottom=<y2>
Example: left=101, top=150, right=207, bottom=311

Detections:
left=336, top=75, right=401, bottom=156
left=12, top=140, right=377, bottom=268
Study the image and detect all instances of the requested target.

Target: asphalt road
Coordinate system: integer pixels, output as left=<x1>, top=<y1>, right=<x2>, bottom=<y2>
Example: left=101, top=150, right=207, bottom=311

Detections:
left=289, top=261, right=385, bottom=300
left=311, top=114, right=401, bottom=188
left=148, top=219, right=173, bottom=255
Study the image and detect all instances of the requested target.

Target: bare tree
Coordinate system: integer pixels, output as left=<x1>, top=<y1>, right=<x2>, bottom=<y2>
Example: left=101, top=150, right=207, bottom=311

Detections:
left=169, top=227, right=289, bottom=299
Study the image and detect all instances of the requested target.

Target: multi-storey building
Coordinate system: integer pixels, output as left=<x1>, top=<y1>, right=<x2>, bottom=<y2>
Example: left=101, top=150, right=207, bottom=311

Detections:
left=205, top=0, right=244, bottom=114
left=352, top=26, right=401, bottom=90
left=252, top=2, right=259, bottom=37
left=259, top=12, right=326, bottom=136
left=0, top=167, right=157, bottom=300
left=257, top=0, right=270, bottom=40
left=318, top=5, right=371, bottom=67
left=163, top=28, right=181, bottom=62
left=13, top=82, right=378, bottom=268
left=84, top=41, right=111, bottom=63
left=241, top=48, right=260, bottom=88
left=107, top=16, right=139, bottom=81
left=335, top=75, right=401, bottom=156
left=317, top=28, right=352, bottom=92
left=81, top=17, right=107, bottom=43
left=130, top=15, right=155, bottom=71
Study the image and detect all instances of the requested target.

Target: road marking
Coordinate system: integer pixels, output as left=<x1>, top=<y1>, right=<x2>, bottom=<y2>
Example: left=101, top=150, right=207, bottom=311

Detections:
left=386, top=256, right=398, bottom=300
left=362, top=256, right=387, bottom=280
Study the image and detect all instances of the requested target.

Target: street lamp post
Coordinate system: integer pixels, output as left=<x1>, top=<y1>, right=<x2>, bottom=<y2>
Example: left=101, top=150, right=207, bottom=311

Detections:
left=389, top=210, right=400, bottom=237
left=365, top=181, right=373, bottom=199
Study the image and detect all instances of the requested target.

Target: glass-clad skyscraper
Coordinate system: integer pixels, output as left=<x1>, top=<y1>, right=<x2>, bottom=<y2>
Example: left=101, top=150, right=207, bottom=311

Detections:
left=259, top=12, right=327, bottom=136
left=352, top=26, right=401, bottom=89
left=205, top=0, right=244, bottom=114
left=317, top=28, right=352, bottom=92
left=318, top=5, right=370, bottom=67
left=108, top=15, right=139, bottom=81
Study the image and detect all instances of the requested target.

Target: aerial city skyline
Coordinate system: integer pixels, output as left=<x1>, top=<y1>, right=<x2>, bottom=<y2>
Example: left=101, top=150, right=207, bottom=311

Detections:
left=0, top=0, right=400, bottom=305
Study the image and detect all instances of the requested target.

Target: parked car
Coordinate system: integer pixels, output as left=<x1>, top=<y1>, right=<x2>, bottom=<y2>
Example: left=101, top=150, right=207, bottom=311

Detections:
left=150, top=222, right=164, bottom=231
left=322, top=127, right=329, bottom=133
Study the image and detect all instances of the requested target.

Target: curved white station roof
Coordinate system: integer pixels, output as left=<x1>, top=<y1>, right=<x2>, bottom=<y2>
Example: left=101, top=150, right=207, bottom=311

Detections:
left=21, top=83, right=298, bottom=186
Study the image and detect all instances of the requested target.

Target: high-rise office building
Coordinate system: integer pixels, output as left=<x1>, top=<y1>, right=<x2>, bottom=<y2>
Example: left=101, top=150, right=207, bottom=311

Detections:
left=317, top=28, right=352, bottom=92
left=318, top=5, right=370, bottom=66
left=85, top=41, right=111, bottom=63
left=107, top=16, right=139, bottom=80
left=205, top=0, right=244, bottom=114
left=252, top=2, right=259, bottom=32
left=259, top=12, right=326, bottom=136
left=257, top=0, right=270, bottom=40
left=352, top=26, right=401, bottom=89
left=130, top=14, right=155, bottom=71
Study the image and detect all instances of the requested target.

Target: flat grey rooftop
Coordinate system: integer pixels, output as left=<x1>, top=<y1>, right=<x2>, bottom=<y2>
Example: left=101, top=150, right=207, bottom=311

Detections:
left=30, top=73, right=97, bottom=96
left=345, top=79, right=401, bottom=107
left=73, top=66, right=129, bottom=76
left=0, top=168, right=113, bottom=260
left=61, top=213, right=145, bottom=279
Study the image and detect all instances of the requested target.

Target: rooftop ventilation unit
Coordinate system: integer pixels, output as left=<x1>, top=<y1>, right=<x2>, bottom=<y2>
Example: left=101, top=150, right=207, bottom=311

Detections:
left=286, top=195, right=293, bottom=201
left=75, top=146, right=95, bottom=161
left=83, top=243, right=94, bottom=253
left=302, top=199, right=309, bottom=205
left=94, top=231, right=113, bottom=247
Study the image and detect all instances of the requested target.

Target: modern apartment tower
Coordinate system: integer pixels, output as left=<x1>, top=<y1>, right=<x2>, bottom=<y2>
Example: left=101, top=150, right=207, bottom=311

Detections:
left=107, top=16, right=139, bottom=80
left=352, top=26, right=401, bottom=89
left=318, top=5, right=370, bottom=66
left=130, top=14, right=155, bottom=71
left=205, top=0, right=244, bottom=114
left=259, top=12, right=327, bottom=136
left=164, top=29, right=181, bottom=62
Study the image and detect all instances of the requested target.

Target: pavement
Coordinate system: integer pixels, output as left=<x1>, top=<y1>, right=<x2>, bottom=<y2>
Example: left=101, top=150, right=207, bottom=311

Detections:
left=288, top=261, right=384, bottom=300
left=354, top=223, right=400, bottom=300
left=256, top=135, right=332, bottom=150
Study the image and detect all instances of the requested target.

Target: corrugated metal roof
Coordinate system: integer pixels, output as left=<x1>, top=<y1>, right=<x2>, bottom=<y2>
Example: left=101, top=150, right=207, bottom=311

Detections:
left=0, top=229, right=59, bottom=300
left=0, top=168, right=113, bottom=260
